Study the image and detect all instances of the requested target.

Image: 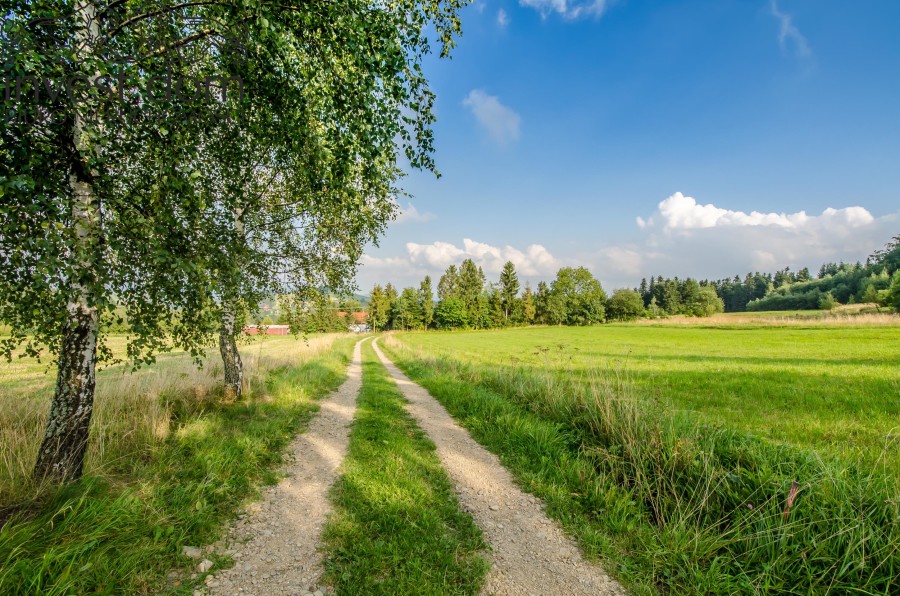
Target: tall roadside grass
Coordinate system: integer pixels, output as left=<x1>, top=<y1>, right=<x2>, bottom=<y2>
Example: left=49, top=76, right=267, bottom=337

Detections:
left=383, top=335, right=900, bottom=594
left=0, top=334, right=354, bottom=594
left=0, top=334, right=338, bottom=507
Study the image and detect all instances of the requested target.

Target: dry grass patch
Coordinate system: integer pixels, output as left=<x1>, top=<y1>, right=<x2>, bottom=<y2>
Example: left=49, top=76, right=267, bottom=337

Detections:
left=0, top=333, right=342, bottom=508
left=636, top=306, right=899, bottom=327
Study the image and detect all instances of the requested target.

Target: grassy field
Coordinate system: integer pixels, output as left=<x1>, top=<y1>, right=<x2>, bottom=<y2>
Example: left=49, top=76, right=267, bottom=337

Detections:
left=391, top=323, right=900, bottom=462
left=321, top=340, right=488, bottom=594
left=384, top=320, right=900, bottom=594
left=0, top=334, right=355, bottom=594
left=0, top=334, right=349, bottom=504
left=638, top=306, right=897, bottom=326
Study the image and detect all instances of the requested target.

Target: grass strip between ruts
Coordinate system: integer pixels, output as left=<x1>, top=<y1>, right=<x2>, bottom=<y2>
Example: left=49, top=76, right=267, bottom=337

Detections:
left=321, top=340, right=488, bottom=595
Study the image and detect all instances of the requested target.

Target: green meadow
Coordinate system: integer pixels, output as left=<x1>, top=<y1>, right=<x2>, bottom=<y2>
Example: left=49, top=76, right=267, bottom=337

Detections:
left=385, top=320, right=900, bottom=593
left=393, top=323, right=900, bottom=462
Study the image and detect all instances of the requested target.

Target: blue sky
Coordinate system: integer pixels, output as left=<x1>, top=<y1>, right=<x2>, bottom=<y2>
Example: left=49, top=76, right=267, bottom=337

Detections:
left=358, top=0, right=900, bottom=292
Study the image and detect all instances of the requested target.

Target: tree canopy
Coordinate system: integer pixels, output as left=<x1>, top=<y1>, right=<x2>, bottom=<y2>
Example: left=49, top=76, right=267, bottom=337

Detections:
left=1, top=0, right=466, bottom=482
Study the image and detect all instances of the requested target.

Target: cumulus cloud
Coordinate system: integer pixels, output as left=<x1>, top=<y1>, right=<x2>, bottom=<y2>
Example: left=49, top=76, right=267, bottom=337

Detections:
left=519, top=0, right=608, bottom=20
left=358, top=238, right=563, bottom=291
left=393, top=201, right=436, bottom=224
left=599, top=191, right=899, bottom=289
left=597, top=246, right=643, bottom=277
left=405, top=241, right=466, bottom=269
left=769, top=0, right=811, bottom=59
left=646, top=192, right=875, bottom=232
left=358, top=193, right=897, bottom=296
left=407, top=238, right=560, bottom=275
left=463, top=90, right=521, bottom=146
left=497, top=8, right=509, bottom=28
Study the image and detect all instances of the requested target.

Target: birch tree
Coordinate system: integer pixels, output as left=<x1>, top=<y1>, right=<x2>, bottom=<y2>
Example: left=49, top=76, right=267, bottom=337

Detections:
left=1, top=0, right=464, bottom=482
left=1, top=2, right=245, bottom=482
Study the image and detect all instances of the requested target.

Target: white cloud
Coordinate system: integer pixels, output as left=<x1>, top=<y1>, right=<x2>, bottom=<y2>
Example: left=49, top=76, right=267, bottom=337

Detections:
left=359, top=254, right=418, bottom=271
left=463, top=90, right=521, bottom=146
left=589, top=191, right=899, bottom=289
left=519, top=0, right=607, bottom=20
left=750, top=249, right=778, bottom=271
left=769, top=0, right=811, bottom=59
left=497, top=8, right=510, bottom=28
left=406, top=241, right=467, bottom=269
left=407, top=238, right=561, bottom=275
left=357, top=194, right=898, bottom=295
left=394, top=202, right=436, bottom=224
left=359, top=238, right=563, bottom=291
left=597, top=246, right=643, bottom=277
left=647, top=192, right=874, bottom=232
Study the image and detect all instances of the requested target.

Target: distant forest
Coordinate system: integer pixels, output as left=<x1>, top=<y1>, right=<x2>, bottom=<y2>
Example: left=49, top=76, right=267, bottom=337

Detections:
left=352, top=236, right=900, bottom=331
left=639, top=236, right=899, bottom=314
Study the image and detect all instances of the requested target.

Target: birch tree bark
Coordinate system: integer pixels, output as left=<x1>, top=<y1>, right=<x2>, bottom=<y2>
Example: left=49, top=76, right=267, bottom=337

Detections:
left=218, top=305, right=243, bottom=399
left=218, top=205, right=245, bottom=398
left=33, top=0, right=102, bottom=482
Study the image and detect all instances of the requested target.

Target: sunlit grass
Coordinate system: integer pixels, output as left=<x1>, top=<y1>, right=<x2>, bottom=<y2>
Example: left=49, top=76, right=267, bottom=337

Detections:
left=321, top=341, right=488, bottom=594
left=0, top=334, right=355, bottom=594
left=0, top=334, right=340, bottom=506
left=384, top=324, right=900, bottom=594
left=391, top=324, right=900, bottom=462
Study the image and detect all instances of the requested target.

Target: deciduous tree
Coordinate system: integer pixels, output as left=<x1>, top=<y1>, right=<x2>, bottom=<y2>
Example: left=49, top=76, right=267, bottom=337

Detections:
left=435, top=296, right=468, bottom=329
left=607, top=289, right=645, bottom=321
left=1, top=0, right=465, bottom=482
left=551, top=267, right=606, bottom=325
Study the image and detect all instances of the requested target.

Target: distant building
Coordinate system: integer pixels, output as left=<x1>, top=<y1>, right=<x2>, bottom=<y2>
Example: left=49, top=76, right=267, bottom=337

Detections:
left=243, top=324, right=290, bottom=336
left=339, top=311, right=370, bottom=333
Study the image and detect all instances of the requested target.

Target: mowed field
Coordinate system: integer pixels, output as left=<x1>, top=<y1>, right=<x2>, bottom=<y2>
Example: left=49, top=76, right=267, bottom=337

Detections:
left=394, top=321, right=900, bottom=462
left=385, top=316, right=900, bottom=593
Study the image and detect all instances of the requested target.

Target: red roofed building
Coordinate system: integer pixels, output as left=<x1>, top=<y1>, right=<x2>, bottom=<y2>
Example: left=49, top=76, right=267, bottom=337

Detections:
left=339, top=311, right=370, bottom=332
left=338, top=311, right=368, bottom=324
left=243, top=324, right=290, bottom=336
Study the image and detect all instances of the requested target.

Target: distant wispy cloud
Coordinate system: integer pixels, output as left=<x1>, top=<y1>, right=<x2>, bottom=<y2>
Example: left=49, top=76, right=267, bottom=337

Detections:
left=519, top=0, right=608, bottom=21
left=497, top=8, right=510, bottom=28
left=769, top=0, right=811, bottom=59
left=463, top=89, right=521, bottom=146
left=394, top=202, right=436, bottom=225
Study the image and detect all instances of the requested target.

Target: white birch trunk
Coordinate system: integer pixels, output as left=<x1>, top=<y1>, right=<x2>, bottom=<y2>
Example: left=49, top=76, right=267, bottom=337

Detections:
left=34, top=1, right=102, bottom=482
left=219, top=206, right=245, bottom=398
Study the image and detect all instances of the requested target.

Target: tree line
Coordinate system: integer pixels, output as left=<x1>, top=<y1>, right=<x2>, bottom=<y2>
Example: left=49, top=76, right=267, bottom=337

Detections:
left=704, top=235, right=900, bottom=312
left=366, top=259, right=721, bottom=332
left=367, top=236, right=900, bottom=332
